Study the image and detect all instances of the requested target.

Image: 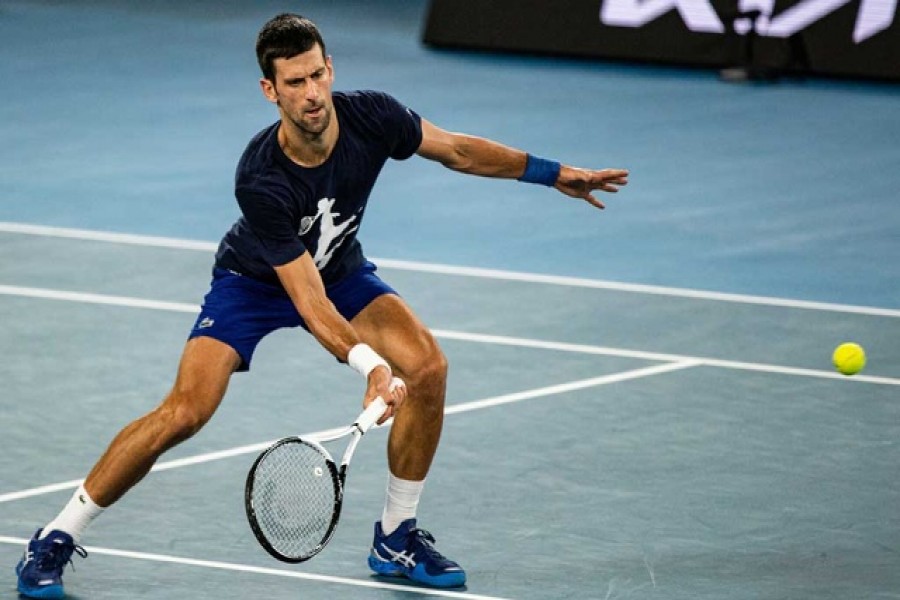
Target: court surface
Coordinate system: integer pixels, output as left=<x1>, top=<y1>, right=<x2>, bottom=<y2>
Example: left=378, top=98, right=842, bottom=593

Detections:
left=1, top=2, right=899, bottom=599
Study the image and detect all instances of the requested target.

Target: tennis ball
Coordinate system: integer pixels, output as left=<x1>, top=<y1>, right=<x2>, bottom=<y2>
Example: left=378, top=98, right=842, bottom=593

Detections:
left=832, top=342, right=866, bottom=376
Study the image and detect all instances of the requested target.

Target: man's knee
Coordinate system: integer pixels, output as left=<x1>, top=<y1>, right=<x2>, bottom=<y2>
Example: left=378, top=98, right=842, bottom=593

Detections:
left=167, top=403, right=209, bottom=442
left=154, top=388, right=218, bottom=447
left=400, top=343, right=448, bottom=409
left=153, top=336, right=235, bottom=447
left=423, top=346, right=449, bottom=385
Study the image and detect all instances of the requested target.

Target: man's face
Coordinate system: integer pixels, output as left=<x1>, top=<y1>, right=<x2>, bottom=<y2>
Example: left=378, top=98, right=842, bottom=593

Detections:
left=261, top=46, right=334, bottom=137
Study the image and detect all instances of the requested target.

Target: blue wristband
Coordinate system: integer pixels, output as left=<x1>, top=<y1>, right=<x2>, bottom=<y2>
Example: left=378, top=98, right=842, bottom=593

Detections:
left=518, top=154, right=561, bottom=187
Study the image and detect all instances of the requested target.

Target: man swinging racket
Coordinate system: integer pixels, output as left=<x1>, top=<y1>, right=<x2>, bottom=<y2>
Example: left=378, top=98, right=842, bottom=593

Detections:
left=16, top=12, right=628, bottom=598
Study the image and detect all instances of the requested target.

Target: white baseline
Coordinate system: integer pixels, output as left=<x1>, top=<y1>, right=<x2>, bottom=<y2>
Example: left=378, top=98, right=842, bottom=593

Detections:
left=0, top=361, right=698, bottom=504
left=1, top=284, right=897, bottom=387
left=0, top=535, right=510, bottom=600
left=1, top=221, right=898, bottom=318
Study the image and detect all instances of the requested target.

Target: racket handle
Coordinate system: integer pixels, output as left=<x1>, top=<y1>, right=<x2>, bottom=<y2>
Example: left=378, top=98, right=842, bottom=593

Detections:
left=355, top=378, right=403, bottom=433
left=356, top=396, right=388, bottom=434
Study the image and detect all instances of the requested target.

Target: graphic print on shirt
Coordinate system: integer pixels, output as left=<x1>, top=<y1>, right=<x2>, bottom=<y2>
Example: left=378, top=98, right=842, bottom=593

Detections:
left=302, top=197, right=360, bottom=270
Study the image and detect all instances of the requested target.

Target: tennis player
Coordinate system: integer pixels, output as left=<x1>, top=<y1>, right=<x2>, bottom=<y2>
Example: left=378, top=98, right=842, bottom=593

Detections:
left=15, top=13, right=628, bottom=598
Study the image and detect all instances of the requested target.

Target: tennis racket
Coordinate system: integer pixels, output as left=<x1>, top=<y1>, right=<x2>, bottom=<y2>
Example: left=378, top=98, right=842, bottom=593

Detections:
left=245, top=382, right=399, bottom=563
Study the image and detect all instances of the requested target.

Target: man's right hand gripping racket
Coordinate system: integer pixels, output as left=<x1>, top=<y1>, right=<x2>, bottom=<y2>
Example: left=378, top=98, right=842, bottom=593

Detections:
left=245, top=379, right=402, bottom=563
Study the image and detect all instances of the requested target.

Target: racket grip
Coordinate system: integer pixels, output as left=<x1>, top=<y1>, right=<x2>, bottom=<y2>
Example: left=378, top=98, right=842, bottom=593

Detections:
left=356, top=396, right=388, bottom=433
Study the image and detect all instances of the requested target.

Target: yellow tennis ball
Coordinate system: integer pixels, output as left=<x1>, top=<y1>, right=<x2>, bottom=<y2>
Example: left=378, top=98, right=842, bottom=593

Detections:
left=833, top=342, right=866, bottom=376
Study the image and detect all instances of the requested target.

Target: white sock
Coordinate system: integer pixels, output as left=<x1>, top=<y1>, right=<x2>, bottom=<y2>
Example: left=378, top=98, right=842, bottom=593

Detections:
left=381, top=474, right=425, bottom=535
left=40, top=484, right=105, bottom=543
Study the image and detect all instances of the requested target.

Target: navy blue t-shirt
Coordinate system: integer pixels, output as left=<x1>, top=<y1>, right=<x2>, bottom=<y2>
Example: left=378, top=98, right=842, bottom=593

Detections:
left=215, top=90, right=423, bottom=286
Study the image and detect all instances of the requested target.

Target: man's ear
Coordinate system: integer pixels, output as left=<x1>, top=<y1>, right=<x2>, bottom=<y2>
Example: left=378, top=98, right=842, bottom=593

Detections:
left=260, top=78, right=278, bottom=104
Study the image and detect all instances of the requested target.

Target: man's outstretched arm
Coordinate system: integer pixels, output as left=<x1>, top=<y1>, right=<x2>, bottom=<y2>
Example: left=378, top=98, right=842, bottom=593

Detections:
left=415, top=118, right=628, bottom=209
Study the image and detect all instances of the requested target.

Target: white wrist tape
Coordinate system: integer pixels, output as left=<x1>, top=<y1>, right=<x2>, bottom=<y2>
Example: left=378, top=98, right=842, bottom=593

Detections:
left=348, top=343, right=390, bottom=378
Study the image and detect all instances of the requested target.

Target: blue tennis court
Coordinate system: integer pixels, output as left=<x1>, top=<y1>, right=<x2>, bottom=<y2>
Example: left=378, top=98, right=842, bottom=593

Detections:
left=1, top=2, right=898, bottom=599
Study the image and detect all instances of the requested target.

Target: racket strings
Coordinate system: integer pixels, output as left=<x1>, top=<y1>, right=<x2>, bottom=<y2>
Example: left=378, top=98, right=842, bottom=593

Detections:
left=250, top=440, right=340, bottom=559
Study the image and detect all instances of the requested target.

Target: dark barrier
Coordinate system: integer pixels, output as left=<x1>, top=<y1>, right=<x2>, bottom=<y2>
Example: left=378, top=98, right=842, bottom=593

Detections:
left=422, top=0, right=900, bottom=81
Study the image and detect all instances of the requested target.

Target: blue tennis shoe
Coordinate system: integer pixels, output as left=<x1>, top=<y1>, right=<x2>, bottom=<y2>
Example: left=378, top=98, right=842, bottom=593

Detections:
left=368, top=519, right=466, bottom=588
left=15, top=529, right=86, bottom=599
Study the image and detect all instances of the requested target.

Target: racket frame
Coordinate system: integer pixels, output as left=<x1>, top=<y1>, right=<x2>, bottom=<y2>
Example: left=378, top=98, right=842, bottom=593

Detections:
left=244, top=396, right=388, bottom=563
left=244, top=436, right=342, bottom=563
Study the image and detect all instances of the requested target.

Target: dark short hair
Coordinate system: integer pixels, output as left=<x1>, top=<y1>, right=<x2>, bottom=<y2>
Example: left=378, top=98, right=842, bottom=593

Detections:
left=256, top=13, right=326, bottom=81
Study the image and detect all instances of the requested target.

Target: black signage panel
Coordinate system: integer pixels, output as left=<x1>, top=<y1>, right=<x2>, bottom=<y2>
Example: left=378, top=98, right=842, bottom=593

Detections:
left=423, top=0, right=900, bottom=81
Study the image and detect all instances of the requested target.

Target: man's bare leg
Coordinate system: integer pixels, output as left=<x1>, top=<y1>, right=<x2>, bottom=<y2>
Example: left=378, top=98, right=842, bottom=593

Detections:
left=350, top=293, right=448, bottom=481
left=353, top=293, right=465, bottom=588
left=43, top=336, right=240, bottom=539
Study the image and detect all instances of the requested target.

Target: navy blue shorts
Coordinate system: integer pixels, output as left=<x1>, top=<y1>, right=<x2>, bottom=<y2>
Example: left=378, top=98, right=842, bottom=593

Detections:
left=188, top=261, right=397, bottom=372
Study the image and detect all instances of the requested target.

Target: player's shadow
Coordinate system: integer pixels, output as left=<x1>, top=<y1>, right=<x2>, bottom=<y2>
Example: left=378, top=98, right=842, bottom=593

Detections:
left=369, top=573, right=469, bottom=594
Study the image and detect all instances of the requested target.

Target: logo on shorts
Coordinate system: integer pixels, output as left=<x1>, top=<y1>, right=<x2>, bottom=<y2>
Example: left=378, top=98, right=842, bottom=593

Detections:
left=197, top=317, right=215, bottom=329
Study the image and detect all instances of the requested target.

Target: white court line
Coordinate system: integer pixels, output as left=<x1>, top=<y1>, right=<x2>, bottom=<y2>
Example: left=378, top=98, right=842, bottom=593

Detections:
left=2, top=284, right=897, bottom=386
left=2, top=220, right=898, bottom=317
left=432, top=330, right=900, bottom=387
left=0, top=284, right=199, bottom=313
left=0, top=362, right=698, bottom=504
left=444, top=360, right=701, bottom=414
left=0, top=536, right=510, bottom=600
left=0, top=426, right=348, bottom=504
left=0, top=221, right=217, bottom=251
